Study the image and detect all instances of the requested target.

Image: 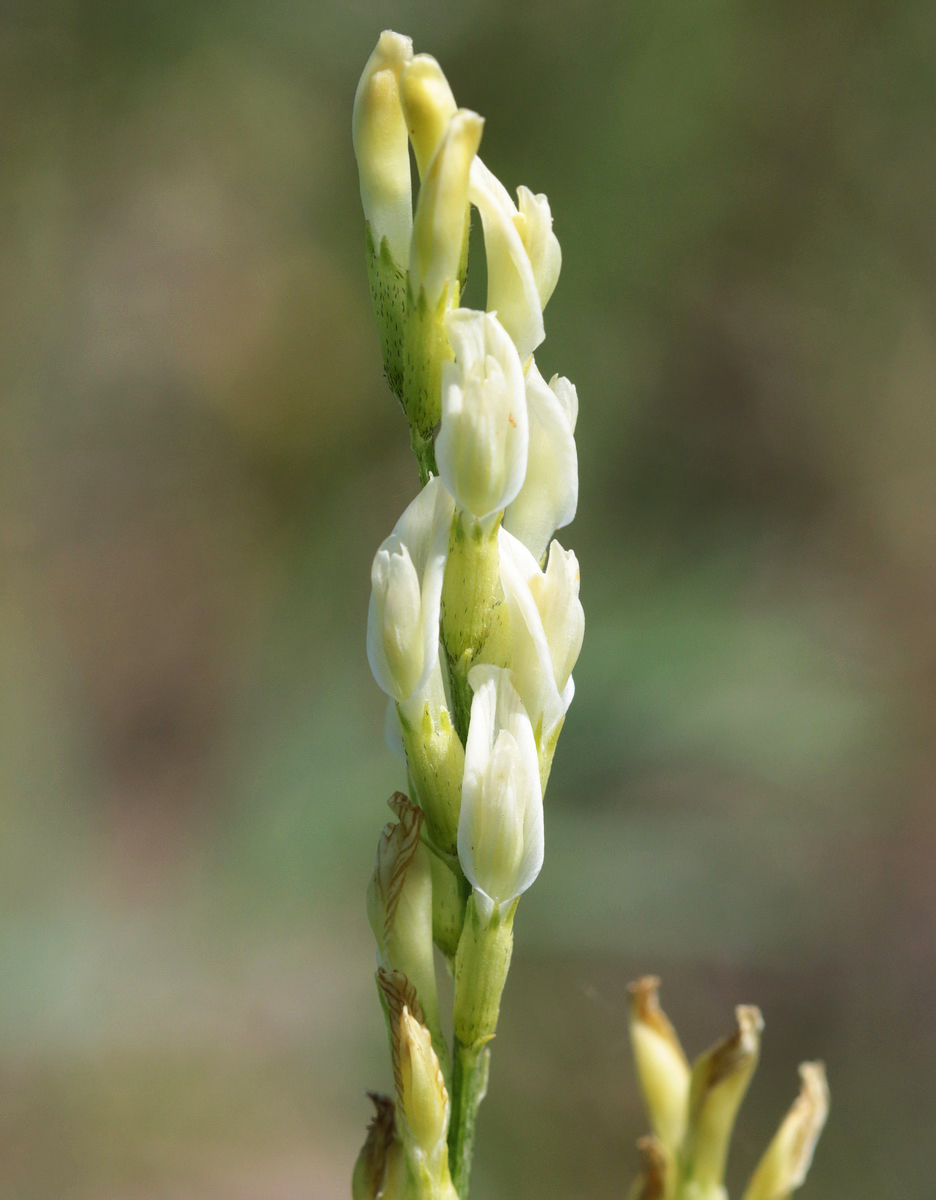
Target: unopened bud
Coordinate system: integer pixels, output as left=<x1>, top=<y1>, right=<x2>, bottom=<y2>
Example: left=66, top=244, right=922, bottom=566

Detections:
left=627, top=976, right=691, bottom=1154
left=401, top=54, right=458, bottom=178
left=683, top=1005, right=764, bottom=1197
left=397, top=1005, right=450, bottom=1168
left=410, top=110, right=483, bottom=309
left=742, top=1063, right=829, bottom=1200
left=352, top=31, right=414, bottom=268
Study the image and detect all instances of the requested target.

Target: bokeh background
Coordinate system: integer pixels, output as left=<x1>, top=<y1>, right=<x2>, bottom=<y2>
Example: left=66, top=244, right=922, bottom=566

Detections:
left=3, top=2, right=935, bottom=1197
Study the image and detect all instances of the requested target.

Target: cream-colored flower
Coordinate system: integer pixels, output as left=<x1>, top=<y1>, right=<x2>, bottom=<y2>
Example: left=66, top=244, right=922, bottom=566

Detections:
left=469, top=159, right=544, bottom=362
left=458, top=665, right=544, bottom=905
left=367, top=477, right=455, bottom=703
left=493, top=530, right=582, bottom=749
left=437, top=308, right=529, bottom=520
left=503, top=360, right=578, bottom=562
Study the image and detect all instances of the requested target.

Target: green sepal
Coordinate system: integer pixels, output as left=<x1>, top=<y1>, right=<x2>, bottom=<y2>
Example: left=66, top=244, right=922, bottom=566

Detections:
left=403, top=281, right=454, bottom=442
left=453, top=893, right=516, bottom=1050
left=428, top=849, right=468, bottom=963
left=365, top=222, right=408, bottom=405
left=398, top=701, right=465, bottom=856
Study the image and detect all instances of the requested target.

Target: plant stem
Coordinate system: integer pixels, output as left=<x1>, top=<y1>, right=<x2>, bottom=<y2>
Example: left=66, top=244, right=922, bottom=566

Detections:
left=449, top=1039, right=490, bottom=1198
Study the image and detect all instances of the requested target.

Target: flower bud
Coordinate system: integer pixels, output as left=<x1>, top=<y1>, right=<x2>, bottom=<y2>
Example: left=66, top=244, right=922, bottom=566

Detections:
left=397, top=1004, right=451, bottom=1171
left=627, top=977, right=691, bottom=1154
left=367, top=477, right=455, bottom=704
left=515, top=185, right=562, bottom=309
left=503, top=361, right=578, bottom=562
left=458, top=665, right=543, bottom=906
left=436, top=308, right=528, bottom=521
left=742, top=1063, right=829, bottom=1200
left=401, top=54, right=458, bottom=178
left=683, top=1006, right=764, bottom=1197
left=352, top=31, right=414, bottom=268
left=469, top=158, right=544, bottom=362
left=367, top=794, right=443, bottom=1070
left=379, top=968, right=454, bottom=1189
left=410, top=110, right=483, bottom=309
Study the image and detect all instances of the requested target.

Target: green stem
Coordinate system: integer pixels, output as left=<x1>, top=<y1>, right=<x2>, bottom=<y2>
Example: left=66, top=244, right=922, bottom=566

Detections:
left=449, top=1039, right=490, bottom=1198
left=448, top=896, right=516, bottom=1196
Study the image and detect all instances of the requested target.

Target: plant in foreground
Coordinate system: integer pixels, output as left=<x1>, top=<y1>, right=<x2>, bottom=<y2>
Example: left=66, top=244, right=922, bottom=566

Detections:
left=351, top=30, right=828, bottom=1200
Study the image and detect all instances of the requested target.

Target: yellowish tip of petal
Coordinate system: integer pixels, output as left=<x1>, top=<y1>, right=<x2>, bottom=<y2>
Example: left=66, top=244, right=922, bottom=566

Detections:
left=402, top=54, right=458, bottom=178
left=410, top=110, right=484, bottom=306
left=742, top=1062, right=829, bottom=1200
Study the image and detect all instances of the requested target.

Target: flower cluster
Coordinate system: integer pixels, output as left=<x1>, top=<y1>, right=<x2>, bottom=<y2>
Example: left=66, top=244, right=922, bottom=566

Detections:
left=353, top=29, right=582, bottom=1200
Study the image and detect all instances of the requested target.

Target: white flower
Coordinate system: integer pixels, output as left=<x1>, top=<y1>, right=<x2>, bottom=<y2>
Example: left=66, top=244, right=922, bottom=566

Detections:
left=410, top=110, right=484, bottom=308
left=400, top=54, right=458, bottom=178
left=503, top=360, right=578, bottom=561
left=515, top=186, right=562, bottom=309
left=436, top=308, right=528, bottom=520
left=529, top=540, right=584, bottom=695
left=468, top=159, right=544, bottom=362
left=494, top=530, right=583, bottom=747
left=367, top=477, right=455, bottom=703
left=458, top=665, right=544, bottom=906
left=352, top=31, right=414, bottom=267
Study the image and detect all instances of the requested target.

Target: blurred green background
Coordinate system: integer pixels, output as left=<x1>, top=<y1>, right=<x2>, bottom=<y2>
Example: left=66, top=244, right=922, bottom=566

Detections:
left=3, top=1, right=935, bottom=1197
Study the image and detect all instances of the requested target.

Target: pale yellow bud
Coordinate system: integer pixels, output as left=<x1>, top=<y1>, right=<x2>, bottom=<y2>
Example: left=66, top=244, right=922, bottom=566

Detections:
left=742, top=1063, right=829, bottom=1200
left=627, top=976, right=691, bottom=1154
left=398, top=1005, right=451, bottom=1175
left=401, top=54, right=458, bottom=178
left=352, top=31, right=414, bottom=267
left=683, top=1005, right=764, bottom=1196
left=410, top=110, right=484, bottom=308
